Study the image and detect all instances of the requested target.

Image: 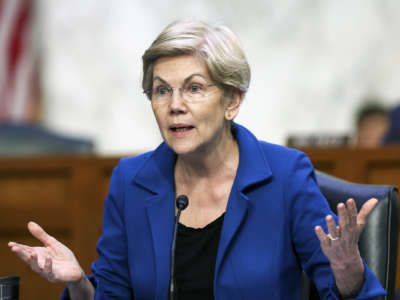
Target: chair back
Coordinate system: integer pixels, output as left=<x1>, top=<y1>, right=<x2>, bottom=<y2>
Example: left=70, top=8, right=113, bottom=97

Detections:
left=301, top=171, right=399, bottom=300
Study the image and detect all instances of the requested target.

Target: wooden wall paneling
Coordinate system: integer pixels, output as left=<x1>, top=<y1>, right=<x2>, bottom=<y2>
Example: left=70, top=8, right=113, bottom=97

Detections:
left=298, top=148, right=354, bottom=181
left=0, top=157, right=77, bottom=299
left=0, top=166, right=70, bottom=231
left=68, top=157, right=98, bottom=275
left=366, top=162, right=400, bottom=189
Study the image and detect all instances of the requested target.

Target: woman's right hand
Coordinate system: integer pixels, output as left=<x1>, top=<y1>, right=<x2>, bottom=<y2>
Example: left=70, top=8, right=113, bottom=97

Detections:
left=8, top=221, right=84, bottom=284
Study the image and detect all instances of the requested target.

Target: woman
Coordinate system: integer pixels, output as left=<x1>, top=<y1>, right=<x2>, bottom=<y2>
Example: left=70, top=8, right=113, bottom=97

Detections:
left=9, top=20, right=385, bottom=300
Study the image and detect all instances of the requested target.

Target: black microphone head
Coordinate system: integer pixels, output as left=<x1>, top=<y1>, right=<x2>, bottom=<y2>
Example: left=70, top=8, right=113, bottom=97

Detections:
left=176, top=195, right=189, bottom=210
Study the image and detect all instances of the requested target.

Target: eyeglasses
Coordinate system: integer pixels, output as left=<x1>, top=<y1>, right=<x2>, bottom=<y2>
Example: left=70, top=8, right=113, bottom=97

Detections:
left=144, top=81, right=217, bottom=103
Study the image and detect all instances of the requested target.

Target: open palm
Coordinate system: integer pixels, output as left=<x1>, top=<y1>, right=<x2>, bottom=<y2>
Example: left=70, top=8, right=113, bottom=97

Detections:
left=315, top=198, right=378, bottom=267
left=8, top=222, right=83, bottom=283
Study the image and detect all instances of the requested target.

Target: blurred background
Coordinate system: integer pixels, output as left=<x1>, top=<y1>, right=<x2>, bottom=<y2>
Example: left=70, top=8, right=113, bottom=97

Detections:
left=2, top=0, right=400, bottom=156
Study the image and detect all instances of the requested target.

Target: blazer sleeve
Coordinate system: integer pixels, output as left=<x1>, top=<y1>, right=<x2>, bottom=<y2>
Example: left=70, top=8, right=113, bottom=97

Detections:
left=286, top=152, right=386, bottom=300
left=91, top=164, right=134, bottom=299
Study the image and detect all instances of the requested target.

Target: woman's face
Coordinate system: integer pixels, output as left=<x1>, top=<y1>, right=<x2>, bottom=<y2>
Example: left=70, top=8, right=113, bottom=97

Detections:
left=151, top=55, right=240, bottom=156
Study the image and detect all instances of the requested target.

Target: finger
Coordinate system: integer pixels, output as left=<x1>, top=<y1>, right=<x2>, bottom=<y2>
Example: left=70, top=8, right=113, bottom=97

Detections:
left=8, top=241, right=24, bottom=250
left=336, top=225, right=341, bottom=238
left=9, top=241, right=33, bottom=249
left=357, top=198, right=378, bottom=229
left=314, top=226, right=331, bottom=247
left=28, top=222, right=56, bottom=247
left=337, top=202, right=349, bottom=231
left=9, top=243, right=35, bottom=263
left=29, top=252, right=43, bottom=274
left=326, top=214, right=339, bottom=238
left=346, top=198, right=358, bottom=228
left=44, top=256, right=55, bottom=282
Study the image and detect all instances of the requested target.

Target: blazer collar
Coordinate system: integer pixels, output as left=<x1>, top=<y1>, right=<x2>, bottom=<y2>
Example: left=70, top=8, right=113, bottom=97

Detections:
left=232, top=123, right=272, bottom=191
left=133, top=122, right=272, bottom=194
left=133, top=142, right=176, bottom=194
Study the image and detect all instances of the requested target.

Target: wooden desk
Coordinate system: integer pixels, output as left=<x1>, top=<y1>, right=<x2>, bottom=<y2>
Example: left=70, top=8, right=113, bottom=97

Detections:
left=0, top=148, right=399, bottom=298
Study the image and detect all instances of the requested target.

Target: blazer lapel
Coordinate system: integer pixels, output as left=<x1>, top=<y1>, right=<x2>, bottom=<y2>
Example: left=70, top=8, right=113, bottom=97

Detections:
left=214, top=123, right=272, bottom=290
left=134, top=143, right=176, bottom=299
left=214, top=186, right=248, bottom=280
left=145, top=192, right=174, bottom=299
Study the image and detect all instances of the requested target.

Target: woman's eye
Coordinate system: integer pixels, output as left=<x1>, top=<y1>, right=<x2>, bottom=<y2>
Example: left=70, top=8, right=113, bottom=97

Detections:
left=189, top=84, right=203, bottom=93
left=156, top=86, right=169, bottom=95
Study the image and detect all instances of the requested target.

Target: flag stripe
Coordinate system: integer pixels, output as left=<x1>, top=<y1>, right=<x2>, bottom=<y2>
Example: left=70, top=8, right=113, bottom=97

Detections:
left=8, top=0, right=30, bottom=82
left=7, top=0, right=31, bottom=121
left=11, top=26, right=34, bottom=121
left=0, top=0, right=36, bottom=122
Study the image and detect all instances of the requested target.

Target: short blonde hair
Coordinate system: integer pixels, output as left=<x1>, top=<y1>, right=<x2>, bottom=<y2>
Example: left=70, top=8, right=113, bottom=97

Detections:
left=142, top=20, right=251, bottom=99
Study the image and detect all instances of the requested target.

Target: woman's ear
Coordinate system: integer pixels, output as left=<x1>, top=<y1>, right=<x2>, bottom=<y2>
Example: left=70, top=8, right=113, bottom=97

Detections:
left=224, top=89, right=243, bottom=121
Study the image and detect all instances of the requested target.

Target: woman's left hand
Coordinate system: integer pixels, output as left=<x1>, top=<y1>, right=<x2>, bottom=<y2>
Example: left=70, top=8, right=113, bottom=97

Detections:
left=314, top=198, right=378, bottom=298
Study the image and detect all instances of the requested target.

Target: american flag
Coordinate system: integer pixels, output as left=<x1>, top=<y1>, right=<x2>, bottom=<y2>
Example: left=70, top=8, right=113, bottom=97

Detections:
left=0, top=0, right=38, bottom=123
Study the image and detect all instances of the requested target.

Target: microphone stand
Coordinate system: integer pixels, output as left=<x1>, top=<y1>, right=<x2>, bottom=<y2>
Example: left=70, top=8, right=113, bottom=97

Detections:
left=169, top=195, right=189, bottom=300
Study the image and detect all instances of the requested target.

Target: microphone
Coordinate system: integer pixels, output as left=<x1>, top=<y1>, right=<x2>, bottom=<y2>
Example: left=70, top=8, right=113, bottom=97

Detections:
left=169, top=195, right=189, bottom=300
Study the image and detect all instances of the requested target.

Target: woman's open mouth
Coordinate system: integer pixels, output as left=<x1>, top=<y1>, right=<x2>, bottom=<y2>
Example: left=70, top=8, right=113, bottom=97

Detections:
left=170, top=124, right=194, bottom=136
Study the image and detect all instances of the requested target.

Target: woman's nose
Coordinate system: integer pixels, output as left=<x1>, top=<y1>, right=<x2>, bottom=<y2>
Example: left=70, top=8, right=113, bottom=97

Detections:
left=169, top=88, right=186, bottom=113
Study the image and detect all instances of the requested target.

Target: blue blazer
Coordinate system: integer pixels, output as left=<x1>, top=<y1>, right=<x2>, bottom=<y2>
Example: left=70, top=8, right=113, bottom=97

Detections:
left=65, top=124, right=384, bottom=300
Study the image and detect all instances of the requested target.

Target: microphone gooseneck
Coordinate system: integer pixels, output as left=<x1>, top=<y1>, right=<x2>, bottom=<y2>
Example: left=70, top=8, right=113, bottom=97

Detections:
left=169, top=195, right=189, bottom=300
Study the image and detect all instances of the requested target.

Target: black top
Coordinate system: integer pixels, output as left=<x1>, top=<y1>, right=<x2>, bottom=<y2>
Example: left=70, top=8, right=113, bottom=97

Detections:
left=175, top=213, right=225, bottom=300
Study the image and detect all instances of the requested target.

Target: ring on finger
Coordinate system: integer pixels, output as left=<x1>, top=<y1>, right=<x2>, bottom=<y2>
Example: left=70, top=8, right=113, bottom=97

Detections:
left=327, top=233, right=339, bottom=241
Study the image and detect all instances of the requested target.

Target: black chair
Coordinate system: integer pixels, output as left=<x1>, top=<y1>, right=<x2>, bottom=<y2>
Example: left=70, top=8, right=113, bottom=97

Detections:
left=301, top=171, right=399, bottom=300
